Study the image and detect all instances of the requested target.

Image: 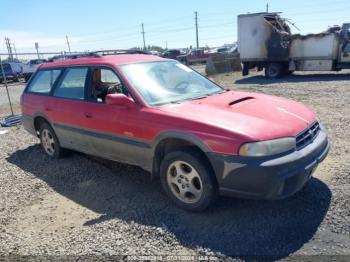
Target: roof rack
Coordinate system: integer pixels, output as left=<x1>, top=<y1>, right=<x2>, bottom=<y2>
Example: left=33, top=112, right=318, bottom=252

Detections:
left=47, top=49, right=150, bottom=62
left=94, top=49, right=150, bottom=56
left=47, top=52, right=100, bottom=62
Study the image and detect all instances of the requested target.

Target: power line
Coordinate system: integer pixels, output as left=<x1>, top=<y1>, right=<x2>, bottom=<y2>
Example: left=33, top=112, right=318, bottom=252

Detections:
left=5, top=4, right=350, bottom=52
left=62, top=0, right=350, bottom=42
left=64, top=4, right=350, bottom=46
left=285, top=6, right=350, bottom=16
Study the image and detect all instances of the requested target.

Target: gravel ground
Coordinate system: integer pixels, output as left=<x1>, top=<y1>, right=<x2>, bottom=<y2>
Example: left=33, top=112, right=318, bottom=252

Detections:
left=0, top=68, right=349, bottom=261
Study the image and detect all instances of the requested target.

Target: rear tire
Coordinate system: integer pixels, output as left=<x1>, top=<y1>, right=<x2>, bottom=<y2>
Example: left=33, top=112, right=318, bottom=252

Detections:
left=265, top=63, right=284, bottom=79
left=285, top=70, right=294, bottom=76
left=39, top=123, right=65, bottom=158
left=13, top=74, right=20, bottom=82
left=160, top=149, right=218, bottom=211
left=24, top=75, right=31, bottom=82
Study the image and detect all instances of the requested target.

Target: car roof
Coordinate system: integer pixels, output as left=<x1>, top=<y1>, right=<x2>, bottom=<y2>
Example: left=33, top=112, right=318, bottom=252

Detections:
left=40, top=54, right=169, bottom=69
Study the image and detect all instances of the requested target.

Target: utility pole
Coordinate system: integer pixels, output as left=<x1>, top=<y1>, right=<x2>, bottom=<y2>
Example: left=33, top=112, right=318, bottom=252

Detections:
left=195, top=11, right=199, bottom=48
left=165, top=41, right=168, bottom=50
left=66, top=35, right=71, bottom=53
left=266, top=3, right=269, bottom=12
left=5, top=37, right=13, bottom=61
left=35, top=42, right=40, bottom=59
left=11, top=43, right=18, bottom=60
left=141, top=23, right=146, bottom=51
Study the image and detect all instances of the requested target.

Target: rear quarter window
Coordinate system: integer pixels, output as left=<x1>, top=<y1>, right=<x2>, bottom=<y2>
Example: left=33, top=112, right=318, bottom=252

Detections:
left=27, top=69, right=62, bottom=94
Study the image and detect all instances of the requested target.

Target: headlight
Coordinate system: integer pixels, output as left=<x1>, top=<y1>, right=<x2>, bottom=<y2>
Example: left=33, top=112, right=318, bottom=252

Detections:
left=238, top=137, right=296, bottom=157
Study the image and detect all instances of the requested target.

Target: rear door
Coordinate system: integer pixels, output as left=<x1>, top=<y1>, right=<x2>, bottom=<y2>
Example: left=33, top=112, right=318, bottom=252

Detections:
left=50, top=66, right=92, bottom=152
left=21, top=68, right=63, bottom=134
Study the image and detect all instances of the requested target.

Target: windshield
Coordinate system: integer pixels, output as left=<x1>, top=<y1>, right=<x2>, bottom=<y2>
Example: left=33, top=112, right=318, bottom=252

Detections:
left=120, top=61, right=223, bottom=106
left=0, top=64, right=12, bottom=74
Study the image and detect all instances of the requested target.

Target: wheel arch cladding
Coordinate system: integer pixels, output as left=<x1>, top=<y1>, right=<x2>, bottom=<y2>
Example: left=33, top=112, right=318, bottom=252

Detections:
left=33, top=113, right=55, bottom=135
left=151, top=131, right=216, bottom=180
left=34, top=116, right=49, bottom=132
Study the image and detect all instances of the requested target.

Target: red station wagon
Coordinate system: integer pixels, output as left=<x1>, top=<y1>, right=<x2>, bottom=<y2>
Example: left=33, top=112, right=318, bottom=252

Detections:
left=21, top=51, right=330, bottom=211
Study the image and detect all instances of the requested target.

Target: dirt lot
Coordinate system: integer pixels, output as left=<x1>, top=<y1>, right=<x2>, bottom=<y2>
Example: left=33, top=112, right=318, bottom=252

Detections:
left=0, top=69, right=349, bottom=260
left=0, top=81, right=24, bottom=116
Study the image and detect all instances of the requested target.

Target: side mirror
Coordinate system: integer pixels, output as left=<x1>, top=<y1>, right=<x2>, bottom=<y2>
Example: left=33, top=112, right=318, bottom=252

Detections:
left=105, top=93, right=136, bottom=108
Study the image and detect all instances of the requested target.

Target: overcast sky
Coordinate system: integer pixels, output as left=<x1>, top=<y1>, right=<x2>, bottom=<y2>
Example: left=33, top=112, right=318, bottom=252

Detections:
left=1, top=0, right=349, bottom=55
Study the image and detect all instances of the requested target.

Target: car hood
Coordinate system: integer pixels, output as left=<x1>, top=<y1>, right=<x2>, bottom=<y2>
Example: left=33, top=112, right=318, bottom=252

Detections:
left=158, top=91, right=316, bottom=141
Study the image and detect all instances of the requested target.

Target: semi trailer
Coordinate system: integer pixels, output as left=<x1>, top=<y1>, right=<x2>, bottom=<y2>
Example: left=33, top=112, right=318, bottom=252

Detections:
left=238, top=12, right=350, bottom=78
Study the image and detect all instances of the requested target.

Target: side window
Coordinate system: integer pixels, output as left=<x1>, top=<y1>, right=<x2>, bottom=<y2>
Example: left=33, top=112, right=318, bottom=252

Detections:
left=54, top=67, right=88, bottom=100
left=27, top=69, right=62, bottom=94
left=100, top=68, right=120, bottom=84
left=90, top=68, right=124, bottom=103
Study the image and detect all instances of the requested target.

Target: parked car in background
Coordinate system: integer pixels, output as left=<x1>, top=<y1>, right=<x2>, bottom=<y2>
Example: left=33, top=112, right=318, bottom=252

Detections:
left=209, top=47, right=230, bottom=54
left=149, top=50, right=161, bottom=56
left=0, top=62, right=22, bottom=83
left=161, top=49, right=181, bottom=59
left=227, top=45, right=239, bottom=55
left=21, top=52, right=329, bottom=211
left=176, top=48, right=210, bottom=65
left=22, top=59, right=47, bottom=82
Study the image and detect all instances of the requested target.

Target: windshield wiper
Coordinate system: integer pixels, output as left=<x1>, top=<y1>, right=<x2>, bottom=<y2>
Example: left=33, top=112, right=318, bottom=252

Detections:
left=191, top=95, right=208, bottom=100
left=191, top=90, right=224, bottom=100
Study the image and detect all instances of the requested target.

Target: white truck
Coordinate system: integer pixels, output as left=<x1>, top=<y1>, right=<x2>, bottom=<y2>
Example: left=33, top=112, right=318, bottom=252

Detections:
left=21, top=59, right=46, bottom=82
left=238, top=12, right=350, bottom=78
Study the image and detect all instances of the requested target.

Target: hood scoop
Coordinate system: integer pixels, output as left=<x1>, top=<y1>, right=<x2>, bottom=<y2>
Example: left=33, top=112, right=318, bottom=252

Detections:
left=229, top=97, right=255, bottom=106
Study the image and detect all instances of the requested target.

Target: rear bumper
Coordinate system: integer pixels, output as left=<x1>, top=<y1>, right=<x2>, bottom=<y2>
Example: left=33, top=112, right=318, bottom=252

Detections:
left=0, top=75, right=16, bottom=80
left=208, top=130, right=330, bottom=199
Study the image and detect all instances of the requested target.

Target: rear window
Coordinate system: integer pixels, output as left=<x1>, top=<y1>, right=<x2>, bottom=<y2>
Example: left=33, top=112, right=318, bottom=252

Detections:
left=170, top=50, right=180, bottom=56
left=27, top=69, right=62, bottom=93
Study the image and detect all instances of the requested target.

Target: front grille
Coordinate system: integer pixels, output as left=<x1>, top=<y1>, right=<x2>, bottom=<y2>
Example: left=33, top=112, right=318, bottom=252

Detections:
left=296, top=122, right=320, bottom=150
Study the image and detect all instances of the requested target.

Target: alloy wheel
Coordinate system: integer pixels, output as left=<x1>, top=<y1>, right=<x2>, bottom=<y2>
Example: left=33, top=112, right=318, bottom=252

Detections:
left=166, top=160, right=203, bottom=204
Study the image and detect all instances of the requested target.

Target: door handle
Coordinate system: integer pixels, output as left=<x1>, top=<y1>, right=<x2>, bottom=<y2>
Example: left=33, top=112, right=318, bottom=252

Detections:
left=84, top=112, right=93, bottom=118
left=44, top=107, right=52, bottom=112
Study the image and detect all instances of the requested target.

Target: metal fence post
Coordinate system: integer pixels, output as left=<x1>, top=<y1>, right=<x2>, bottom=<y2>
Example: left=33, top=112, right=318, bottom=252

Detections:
left=0, top=56, right=14, bottom=115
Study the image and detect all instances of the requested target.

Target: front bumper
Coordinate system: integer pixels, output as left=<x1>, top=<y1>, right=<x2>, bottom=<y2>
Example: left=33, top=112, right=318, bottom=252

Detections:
left=207, top=130, right=330, bottom=199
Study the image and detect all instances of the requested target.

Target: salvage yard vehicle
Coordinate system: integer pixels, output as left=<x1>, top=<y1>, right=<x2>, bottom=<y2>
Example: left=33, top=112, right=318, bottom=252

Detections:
left=161, top=49, right=181, bottom=60
left=21, top=51, right=330, bottom=211
left=176, top=48, right=210, bottom=65
left=0, top=62, right=22, bottom=83
left=21, top=59, right=47, bottom=82
left=238, top=12, right=350, bottom=78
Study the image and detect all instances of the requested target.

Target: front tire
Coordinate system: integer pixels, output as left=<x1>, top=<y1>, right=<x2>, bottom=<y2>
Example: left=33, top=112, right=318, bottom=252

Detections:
left=160, top=149, right=218, bottom=211
left=39, top=123, right=64, bottom=158
left=265, top=63, right=284, bottom=79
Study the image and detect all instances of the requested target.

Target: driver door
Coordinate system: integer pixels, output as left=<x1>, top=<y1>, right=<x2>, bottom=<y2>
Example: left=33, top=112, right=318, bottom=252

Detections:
left=83, top=67, right=149, bottom=164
